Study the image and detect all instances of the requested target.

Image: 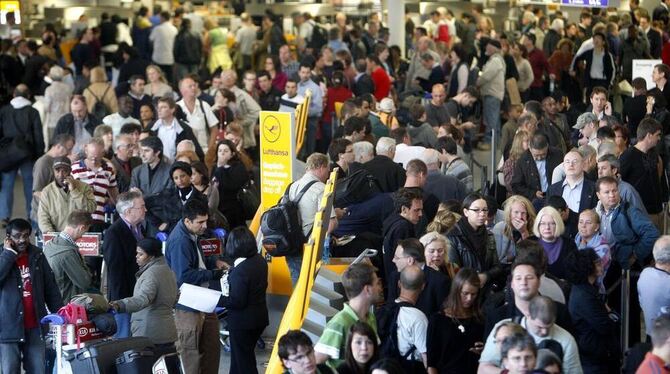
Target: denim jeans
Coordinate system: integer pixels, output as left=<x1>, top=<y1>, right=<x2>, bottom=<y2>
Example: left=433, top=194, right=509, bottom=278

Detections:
left=286, top=255, right=302, bottom=286
left=0, top=327, right=45, bottom=374
left=114, top=312, right=131, bottom=338
left=0, top=160, right=34, bottom=220
left=482, top=95, right=502, bottom=144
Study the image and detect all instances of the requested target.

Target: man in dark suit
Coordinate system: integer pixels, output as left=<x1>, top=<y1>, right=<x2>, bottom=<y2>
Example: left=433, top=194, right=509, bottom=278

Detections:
left=641, top=14, right=663, bottom=59
left=102, top=190, right=146, bottom=338
left=653, top=0, right=670, bottom=26
left=130, top=136, right=173, bottom=197
left=110, top=134, right=142, bottom=194
left=362, top=137, right=406, bottom=193
left=352, top=58, right=375, bottom=97
left=511, top=133, right=563, bottom=208
left=546, top=150, right=597, bottom=238
left=387, top=238, right=450, bottom=317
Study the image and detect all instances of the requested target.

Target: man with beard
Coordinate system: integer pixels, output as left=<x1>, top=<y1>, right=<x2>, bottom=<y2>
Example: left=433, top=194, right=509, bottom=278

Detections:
left=37, top=157, right=96, bottom=234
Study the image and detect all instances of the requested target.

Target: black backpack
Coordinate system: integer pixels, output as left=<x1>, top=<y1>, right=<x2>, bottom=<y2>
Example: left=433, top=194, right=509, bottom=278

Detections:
left=334, top=169, right=380, bottom=208
left=375, top=301, right=426, bottom=373
left=260, top=181, right=317, bottom=257
left=308, top=24, right=328, bottom=51
left=87, top=85, right=111, bottom=121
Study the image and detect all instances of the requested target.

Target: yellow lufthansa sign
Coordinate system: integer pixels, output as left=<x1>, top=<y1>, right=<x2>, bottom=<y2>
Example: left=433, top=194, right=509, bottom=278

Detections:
left=260, top=111, right=294, bottom=209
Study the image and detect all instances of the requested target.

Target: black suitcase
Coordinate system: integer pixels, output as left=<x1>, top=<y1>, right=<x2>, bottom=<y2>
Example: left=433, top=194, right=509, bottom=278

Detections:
left=66, top=337, right=155, bottom=374
left=115, top=348, right=156, bottom=373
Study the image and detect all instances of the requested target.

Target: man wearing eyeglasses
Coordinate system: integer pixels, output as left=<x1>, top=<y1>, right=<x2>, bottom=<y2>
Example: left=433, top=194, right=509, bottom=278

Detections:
left=110, top=134, right=141, bottom=194
left=0, top=218, right=63, bottom=374
left=279, top=330, right=332, bottom=374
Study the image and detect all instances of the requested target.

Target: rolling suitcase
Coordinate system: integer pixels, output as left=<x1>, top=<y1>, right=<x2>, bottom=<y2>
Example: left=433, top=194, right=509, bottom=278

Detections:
left=115, top=348, right=156, bottom=373
left=66, top=337, right=155, bottom=374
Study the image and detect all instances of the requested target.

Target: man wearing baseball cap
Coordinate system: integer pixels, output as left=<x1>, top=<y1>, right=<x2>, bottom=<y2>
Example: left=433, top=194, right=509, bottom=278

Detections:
left=476, top=37, right=506, bottom=151
left=37, top=157, right=96, bottom=234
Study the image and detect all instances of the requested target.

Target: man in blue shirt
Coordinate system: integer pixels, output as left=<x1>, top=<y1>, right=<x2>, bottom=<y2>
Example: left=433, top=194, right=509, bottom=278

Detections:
left=297, top=60, right=323, bottom=158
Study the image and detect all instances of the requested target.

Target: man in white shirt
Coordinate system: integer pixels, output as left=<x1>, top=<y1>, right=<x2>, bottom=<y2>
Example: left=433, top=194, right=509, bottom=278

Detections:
left=392, top=127, right=426, bottom=169
left=149, top=11, right=178, bottom=84
left=278, top=78, right=304, bottom=113
left=150, top=96, right=203, bottom=161
left=177, top=76, right=219, bottom=152
left=393, top=265, right=428, bottom=368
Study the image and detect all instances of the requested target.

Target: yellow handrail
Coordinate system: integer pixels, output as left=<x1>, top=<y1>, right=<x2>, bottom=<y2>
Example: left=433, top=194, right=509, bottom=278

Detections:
left=265, top=168, right=338, bottom=374
left=294, top=90, right=312, bottom=157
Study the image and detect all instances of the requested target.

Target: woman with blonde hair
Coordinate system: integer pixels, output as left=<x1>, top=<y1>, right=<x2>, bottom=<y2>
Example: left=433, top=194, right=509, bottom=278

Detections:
left=144, top=65, right=174, bottom=98
left=491, top=195, right=536, bottom=265
left=420, top=231, right=459, bottom=279
left=533, top=206, right=578, bottom=280
left=427, top=209, right=461, bottom=236
left=502, top=130, right=530, bottom=195
left=83, top=66, right=118, bottom=117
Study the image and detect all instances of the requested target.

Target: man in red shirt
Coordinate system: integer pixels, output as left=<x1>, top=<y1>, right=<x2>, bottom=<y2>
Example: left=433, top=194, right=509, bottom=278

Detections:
left=523, top=33, right=551, bottom=102
left=637, top=313, right=670, bottom=374
left=0, top=218, right=63, bottom=373
left=367, top=54, right=391, bottom=101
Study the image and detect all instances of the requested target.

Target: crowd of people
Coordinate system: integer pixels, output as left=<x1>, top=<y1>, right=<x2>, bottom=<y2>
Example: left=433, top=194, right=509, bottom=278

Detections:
left=1, top=1, right=670, bottom=373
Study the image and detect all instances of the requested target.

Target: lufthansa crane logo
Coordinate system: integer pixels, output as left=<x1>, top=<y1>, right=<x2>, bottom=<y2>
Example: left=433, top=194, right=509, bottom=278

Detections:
left=262, top=115, right=281, bottom=143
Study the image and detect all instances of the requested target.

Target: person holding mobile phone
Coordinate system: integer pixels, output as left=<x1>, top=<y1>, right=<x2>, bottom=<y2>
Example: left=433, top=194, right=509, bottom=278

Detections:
left=0, top=218, right=63, bottom=373
left=427, top=268, right=484, bottom=374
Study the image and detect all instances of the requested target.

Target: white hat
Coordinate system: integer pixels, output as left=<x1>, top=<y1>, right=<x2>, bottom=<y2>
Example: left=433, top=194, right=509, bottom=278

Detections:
left=378, top=98, right=395, bottom=113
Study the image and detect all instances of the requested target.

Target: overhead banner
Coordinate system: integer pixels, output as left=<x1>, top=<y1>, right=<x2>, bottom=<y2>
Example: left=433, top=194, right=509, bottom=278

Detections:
left=561, top=0, right=608, bottom=6
left=260, top=111, right=295, bottom=209
left=633, top=59, right=663, bottom=90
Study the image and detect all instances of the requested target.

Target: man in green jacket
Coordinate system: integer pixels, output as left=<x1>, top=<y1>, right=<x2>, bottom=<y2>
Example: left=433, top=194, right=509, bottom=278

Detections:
left=43, top=211, right=93, bottom=301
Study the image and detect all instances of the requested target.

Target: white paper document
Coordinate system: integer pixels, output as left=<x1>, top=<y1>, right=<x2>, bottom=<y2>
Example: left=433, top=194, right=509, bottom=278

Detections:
left=178, top=283, right=221, bottom=313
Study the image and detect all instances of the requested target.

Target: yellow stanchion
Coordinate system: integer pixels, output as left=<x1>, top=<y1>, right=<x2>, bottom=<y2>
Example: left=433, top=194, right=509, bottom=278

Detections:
left=294, top=90, right=312, bottom=156
left=265, top=168, right=338, bottom=374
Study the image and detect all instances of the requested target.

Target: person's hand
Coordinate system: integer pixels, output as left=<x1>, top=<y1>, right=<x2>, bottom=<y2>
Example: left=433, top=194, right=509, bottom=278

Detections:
left=334, top=208, right=347, bottom=220
left=569, top=70, right=576, bottom=77
left=109, top=301, right=120, bottom=312
left=158, top=223, right=168, bottom=231
left=647, top=96, right=655, bottom=114
left=511, top=217, right=527, bottom=233
left=578, top=136, right=588, bottom=146
left=535, top=191, right=545, bottom=199
left=478, top=273, right=488, bottom=286
left=216, top=259, right=230, bottom=270
left=4, top=237, right=14, bottom=252
left=64, top=175, right=75, bottom=191
left=549, top=73, right=556, bottom=81
left=469, top=342, right=484, bottom=355
left=604, top=101, right=613, bottom=116
left=461, top=121, right=477, bottom=130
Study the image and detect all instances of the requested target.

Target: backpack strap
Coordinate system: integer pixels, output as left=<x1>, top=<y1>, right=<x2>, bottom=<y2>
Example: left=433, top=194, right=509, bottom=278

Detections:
left=86, top=87, right=101, bottom=102
left=389, top=301, right=419, bottom=359
left=100, top=84, right=110, bottom=102
left=292, top=180, right=319, bottom=204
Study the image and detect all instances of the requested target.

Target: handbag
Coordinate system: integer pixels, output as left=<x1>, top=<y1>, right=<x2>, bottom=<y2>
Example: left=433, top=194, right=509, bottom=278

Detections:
left=0, top=136, right=30, bottom=173
left=237, top=178, right=260, bottom=220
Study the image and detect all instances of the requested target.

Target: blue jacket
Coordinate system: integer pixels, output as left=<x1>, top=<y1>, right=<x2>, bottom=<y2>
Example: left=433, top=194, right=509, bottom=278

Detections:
left=0, top=245, right=63, bottom=342
left=609, top=202, right=659, bottom=269
left=165, top=220, right=218, bottom=312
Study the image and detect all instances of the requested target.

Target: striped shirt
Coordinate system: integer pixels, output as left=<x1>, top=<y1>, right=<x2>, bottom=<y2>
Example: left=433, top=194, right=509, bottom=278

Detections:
left=314, top=303, right=377, bottom=369
left=71, top=160, right=117, bottom=222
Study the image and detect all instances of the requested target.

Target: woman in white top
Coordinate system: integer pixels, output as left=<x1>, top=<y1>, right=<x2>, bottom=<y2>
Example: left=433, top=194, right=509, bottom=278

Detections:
left=511, top=42, right=534, bottom=101
left=143, top=64, right=174, bottom=98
